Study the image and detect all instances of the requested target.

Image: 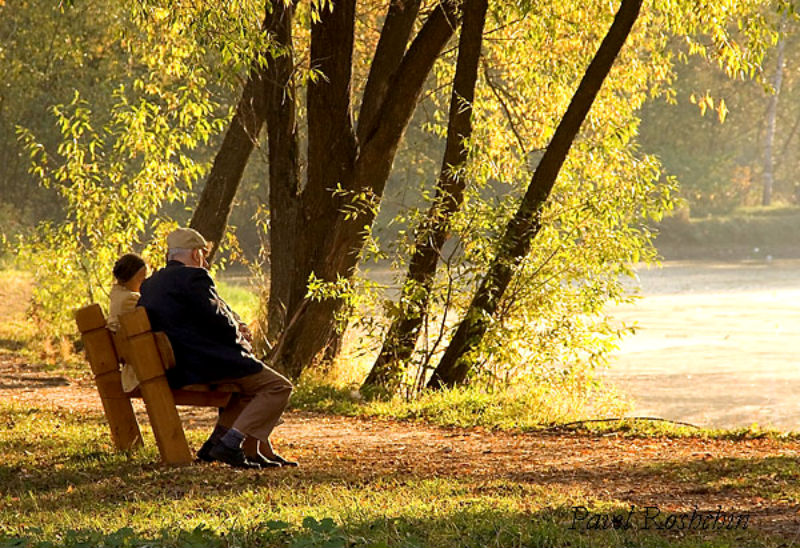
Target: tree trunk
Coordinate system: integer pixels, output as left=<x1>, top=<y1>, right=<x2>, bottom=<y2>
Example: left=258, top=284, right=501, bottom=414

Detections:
left=364, top=0, right=488, bottom=391
left=428, top=0, right=643, bottom=389
left=189, top=0, right=288, bottom=262
left=763, top=15, right=786, bottom=207
left=272, top=0, right=461, bottom=380
left=264, top=1, right=300, bottom=341
left=358, top=0, right=423, bottom=142
left=188, top=65, right=267, bottom=260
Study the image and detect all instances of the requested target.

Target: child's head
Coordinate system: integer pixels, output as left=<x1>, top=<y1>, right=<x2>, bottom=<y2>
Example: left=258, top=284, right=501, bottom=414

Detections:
left=113, top=253, right=147, bottom=291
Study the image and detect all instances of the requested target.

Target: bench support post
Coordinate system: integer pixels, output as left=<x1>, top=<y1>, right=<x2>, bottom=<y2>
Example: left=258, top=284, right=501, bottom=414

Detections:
left=120, top=308, right=193, bottom=465
left=75, top=305, right=142, bottom=451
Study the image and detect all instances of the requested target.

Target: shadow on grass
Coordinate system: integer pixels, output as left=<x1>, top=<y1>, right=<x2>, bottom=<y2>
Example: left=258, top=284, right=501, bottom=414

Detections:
left=0, top=374, right=69, bottom=390
left=0, top=503, right=779, bottom=548
left=2, top=442, right=799, bottom=544
left=2, top=405, right=799, bottom=546
left=649, top=455, right=800, bottom=496
left=0, top=337, right=25, bottom=351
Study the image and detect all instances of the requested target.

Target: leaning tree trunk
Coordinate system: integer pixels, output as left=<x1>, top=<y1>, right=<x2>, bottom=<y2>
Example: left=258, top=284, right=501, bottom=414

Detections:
left=763, top=15, right=786, bottom=207
left=428, top=0, right=644, bottom=389
left=363, top=0, right=488, bottom=391
left=189, top=6, right=271, bottom=260
left=189, top=0, right=289, bottom=263
left=272, top=0, right=461, bottom=380
left=188, top=67, right=267, bottom=260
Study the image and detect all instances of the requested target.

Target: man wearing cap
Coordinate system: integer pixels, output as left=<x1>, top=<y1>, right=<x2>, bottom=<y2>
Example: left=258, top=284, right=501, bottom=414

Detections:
left=138, top=227, right=295, bottom=469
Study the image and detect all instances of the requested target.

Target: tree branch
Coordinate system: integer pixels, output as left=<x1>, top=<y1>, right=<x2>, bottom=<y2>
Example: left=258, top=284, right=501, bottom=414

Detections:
left=355, top=0, right=461, bottom=197
left=357, top=0, right=423, bottom=144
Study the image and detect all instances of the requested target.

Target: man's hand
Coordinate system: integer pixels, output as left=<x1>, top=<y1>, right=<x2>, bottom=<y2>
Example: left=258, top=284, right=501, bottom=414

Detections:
left=238, top=322, right=254, bottom=346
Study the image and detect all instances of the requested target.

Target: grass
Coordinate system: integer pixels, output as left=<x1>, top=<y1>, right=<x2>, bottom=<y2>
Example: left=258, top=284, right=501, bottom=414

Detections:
left=0, top=269, right=37, bottom=358
left=544, top=418, right=800, bottom=441
left=651, top=455, right=800, bottom=502
left=288, top=381, right=800, bottom=442
left=655, top=205, right=800, bottom=260
left=216, top=277, right=260, bottom=325
left=290, top=379, right=632, bottom=431
left=0, top=402, right=787, bottom=548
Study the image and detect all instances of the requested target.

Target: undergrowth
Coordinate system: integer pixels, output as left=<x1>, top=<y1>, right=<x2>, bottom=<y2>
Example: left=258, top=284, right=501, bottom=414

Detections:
left=290, top=379, right=630, bottom=431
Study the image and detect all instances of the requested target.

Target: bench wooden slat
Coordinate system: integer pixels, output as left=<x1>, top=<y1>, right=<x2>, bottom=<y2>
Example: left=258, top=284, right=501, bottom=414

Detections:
left=120, top=308, right=192, bottom=465
left=127, top=388, right=234, bottom=407
left=75, top=304, right=142, bottom=451
left=182, top=383, right=241, bottom=393
left=171, top=390, right=233, bottom=408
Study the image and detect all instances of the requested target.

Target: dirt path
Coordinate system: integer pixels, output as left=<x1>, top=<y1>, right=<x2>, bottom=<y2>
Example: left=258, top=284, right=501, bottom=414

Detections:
left=3, top=354, right=800, bottom=538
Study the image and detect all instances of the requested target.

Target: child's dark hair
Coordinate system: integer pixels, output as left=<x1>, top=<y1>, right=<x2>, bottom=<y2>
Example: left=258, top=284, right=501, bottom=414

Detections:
left=113, top=253, right=146, bottom=283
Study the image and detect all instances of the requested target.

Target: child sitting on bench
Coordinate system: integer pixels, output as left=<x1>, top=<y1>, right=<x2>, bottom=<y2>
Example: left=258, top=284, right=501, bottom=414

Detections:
left=107, top=253, right=148, bottom=392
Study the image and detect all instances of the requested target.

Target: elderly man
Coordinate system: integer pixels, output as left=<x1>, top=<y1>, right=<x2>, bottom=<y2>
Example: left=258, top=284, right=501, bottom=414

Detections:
left=139, top=227, right=295, bottom=469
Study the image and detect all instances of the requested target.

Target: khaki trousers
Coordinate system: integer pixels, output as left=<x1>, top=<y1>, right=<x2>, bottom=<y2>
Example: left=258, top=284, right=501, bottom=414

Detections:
left=216, top=366, right=293, bottom=442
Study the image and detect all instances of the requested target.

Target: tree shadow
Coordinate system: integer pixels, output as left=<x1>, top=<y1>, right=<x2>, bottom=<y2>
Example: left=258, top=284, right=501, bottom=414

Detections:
left=0, top=373, right=70, bottom=390
left=3, top=445, right=799, bottom=541
left=0, top=337, right=25, bottom=351
left=0, top=499, right=785, bottom=548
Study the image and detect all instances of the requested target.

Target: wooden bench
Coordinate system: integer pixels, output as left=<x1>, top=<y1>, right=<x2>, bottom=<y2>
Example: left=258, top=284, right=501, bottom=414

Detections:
left=74, top=304, right=241, bottom=465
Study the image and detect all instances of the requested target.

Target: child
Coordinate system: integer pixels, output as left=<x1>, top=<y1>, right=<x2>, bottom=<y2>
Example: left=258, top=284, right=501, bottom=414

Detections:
left=107, top=253, right=147, bottom=392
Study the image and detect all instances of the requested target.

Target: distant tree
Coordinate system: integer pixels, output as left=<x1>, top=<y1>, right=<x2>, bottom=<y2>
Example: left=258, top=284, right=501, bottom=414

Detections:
left=763, top=13, right=787, bottom=206
left=638, top=5, right=797, bottom=215
left=0, top=0, right=129, bottom=220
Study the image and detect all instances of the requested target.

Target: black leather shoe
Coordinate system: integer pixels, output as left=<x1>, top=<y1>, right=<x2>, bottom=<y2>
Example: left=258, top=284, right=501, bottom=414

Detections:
left=208, top=442, right=261, bottom=469
left=245, top=453, right=282, bottom=468
left=196, top=439, right=215, bottom=463
left=266, top=453, right=298, bottom=467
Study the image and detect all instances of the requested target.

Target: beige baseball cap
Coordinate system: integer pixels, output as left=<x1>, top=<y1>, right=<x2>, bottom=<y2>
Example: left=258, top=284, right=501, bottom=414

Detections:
left=166, top=228, right=212, bottom=251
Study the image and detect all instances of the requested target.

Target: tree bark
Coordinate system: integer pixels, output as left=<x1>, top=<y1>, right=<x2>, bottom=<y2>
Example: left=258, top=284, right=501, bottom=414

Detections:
left=428, top=0, right=643, bottom=389
left=272, top=0, right=461, bottom=380
left=364, top=0, right=488, bottom=391
left=264, top=0, right=300, bottom=341
left=188, top=64, right=267, bottom=260
left=763, top=15, right=786, bottom=207
left=358, top=0, right=422, bottom=142
left=189, top=0, right=288, bottom=262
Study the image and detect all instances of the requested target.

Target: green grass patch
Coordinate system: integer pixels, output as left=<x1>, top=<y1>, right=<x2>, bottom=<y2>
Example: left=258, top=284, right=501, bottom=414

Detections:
left=656, top=206, right=800, bottom=259
left=547, top=418, right=800, bottom=440
left=0, top=402, right=784, bottom=547
left=290, top=383, right=800, bottom=442
left=215, top=278, right=259, bottom=325
left=291, top=379, right=631, bottom=431
left=0, top=269, right=37, bottom=356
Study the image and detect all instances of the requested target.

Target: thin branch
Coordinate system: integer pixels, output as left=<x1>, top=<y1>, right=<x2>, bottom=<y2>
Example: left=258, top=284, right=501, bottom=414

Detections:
left=551, top=417, right=701, bottom=430
left=482, top=62, right=527, bottom=155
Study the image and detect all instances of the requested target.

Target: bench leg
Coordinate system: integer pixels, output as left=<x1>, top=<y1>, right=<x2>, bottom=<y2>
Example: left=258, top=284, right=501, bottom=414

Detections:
left=127, top=332, right=193, bottom=465
left=81, top=329, right=143, bottom=451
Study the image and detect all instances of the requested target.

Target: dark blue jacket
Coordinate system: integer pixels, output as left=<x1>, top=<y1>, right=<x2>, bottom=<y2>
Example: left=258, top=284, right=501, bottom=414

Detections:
left=138, top=261, right=264, bottom=388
